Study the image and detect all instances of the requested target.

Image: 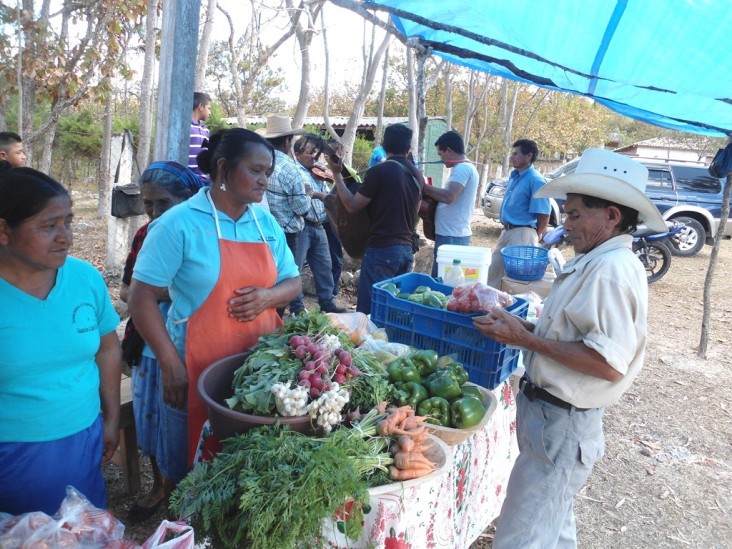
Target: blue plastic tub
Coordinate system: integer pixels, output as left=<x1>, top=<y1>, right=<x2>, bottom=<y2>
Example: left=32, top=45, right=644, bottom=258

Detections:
left=501, top=245, right=549, bottom=281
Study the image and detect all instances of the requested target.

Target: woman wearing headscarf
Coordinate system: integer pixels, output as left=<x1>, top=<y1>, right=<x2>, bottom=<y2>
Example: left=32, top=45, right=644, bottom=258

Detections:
left=119, top=161, right=202, bottom=522
left=128, top=129, right=301, bottom=492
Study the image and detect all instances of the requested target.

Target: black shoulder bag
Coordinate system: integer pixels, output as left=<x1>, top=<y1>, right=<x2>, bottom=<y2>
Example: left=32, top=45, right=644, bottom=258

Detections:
left=111, top=184, right=145, bottom=218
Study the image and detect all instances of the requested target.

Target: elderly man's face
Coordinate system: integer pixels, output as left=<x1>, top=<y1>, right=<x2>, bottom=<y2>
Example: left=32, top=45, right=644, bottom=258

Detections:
left=562, top=194, right=621, bottom=253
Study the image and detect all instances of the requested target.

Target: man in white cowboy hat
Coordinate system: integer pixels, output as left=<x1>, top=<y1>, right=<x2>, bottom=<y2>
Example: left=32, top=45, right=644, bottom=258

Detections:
left=474, top=148, right=666, bottom=549
left=257, top=114, right=310, bottom=315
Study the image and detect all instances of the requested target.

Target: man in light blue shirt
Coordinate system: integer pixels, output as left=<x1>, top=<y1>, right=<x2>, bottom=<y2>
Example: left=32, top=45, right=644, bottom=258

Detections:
left=487, top=139, right=551, bottom=288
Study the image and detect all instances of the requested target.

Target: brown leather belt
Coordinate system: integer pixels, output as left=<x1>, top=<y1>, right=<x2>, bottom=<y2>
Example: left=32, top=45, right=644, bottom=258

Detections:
left=504, top=223, right=535, bottom=230
left=519, top=376, right=591, bottom=412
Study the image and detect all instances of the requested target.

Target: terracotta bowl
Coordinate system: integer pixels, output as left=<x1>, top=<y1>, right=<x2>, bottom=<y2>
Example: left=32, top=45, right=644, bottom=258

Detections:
left=198, top=352, right=314, bottom=440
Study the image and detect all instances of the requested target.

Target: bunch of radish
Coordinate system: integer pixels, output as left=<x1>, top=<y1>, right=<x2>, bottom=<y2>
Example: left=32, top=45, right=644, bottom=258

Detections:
left=289, top=334, right=362, bottom=400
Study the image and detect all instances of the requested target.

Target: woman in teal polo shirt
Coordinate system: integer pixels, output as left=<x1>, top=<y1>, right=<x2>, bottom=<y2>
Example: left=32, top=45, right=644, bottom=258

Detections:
left=128, top=128, right=301, bottom=492
left=0, top=165, right=121, bottom=514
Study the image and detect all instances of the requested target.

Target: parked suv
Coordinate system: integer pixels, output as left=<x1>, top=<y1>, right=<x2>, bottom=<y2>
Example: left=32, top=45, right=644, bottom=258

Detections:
left=482, top=157, right=729, bottom=256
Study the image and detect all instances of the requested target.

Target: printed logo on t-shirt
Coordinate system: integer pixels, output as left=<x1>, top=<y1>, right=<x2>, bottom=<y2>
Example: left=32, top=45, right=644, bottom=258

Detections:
left=72, top=302, right=98, bottom=334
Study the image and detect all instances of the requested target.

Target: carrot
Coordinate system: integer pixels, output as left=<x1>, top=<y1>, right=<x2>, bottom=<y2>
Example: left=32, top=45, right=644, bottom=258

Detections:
left=397, top=435, right=415, bottom=453
left=388, top=405, right=415, bottom=417
left=401, top=415, right=428, bottom=432
left=377, top=419, right=412, bottom=437
left=386, top=409, right=409, bottom=426
left=409, top=443, right=430, bottom=454
left=376, top=401, right=389, bottom=414
left=394, top=451, right=436, bottom=470
left=403, top=426, right=429, bottom=440
left=376, top=419, right=418, bottom=437
left=389, top=465, right=434, bottom=481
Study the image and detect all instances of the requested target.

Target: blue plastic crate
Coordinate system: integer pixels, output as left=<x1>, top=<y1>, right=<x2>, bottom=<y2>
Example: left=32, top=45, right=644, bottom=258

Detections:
left=371, top=273, right=528, bottom=389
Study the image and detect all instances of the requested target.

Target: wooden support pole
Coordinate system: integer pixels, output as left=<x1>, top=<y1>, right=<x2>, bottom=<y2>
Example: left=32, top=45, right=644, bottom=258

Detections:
left=154, top=0, right=202, bottom=163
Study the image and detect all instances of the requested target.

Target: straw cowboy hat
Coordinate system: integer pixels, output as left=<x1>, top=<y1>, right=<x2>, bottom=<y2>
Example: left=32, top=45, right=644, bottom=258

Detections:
left=255, top=115, right=304, bottom=139
left=535, top=148, right=667, bottom=232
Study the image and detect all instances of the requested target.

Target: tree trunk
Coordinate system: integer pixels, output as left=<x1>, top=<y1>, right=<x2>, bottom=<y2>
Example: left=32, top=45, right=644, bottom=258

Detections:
left=218, top=2, right=300, bottom=127
left=374, top=42, right=390, bottom=147
left=699, top=170, right=732, bottom=357
left=415, top=46, right=428, bottom=165
left=290, top=0, right=322, bottom=129
left=406, top=47, right=418, bottom=156
left=445, top=65, right=453, bottom=131
left=99, top=90, right=113, bottom=218
left=217, top=7, right=245, bottom=126
left=501, top=81, right=518, bottom=177
left=339, top=30, right=392, bottom=165
left=137, top=0, right=158, bottom=170
left=473, top=92, right=492, bottom=207
left=38, top=121, right=57, bottom=173
left=463, top=72, right=477, bottom=142
left=195, top=0, right=217, bottom=91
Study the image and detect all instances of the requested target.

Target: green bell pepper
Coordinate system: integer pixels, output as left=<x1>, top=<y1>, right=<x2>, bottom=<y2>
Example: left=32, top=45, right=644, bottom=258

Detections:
left=395, top=381, right=429, bottom=410
left=457, top=385, right=483, bottom=402
left=387, top=358, right=422, bottom=384
left=417, top=397, right=452, bottom=427
left=426, top=362, right=469, bottom=387
left=426, top=369, right=463, bottom=400
left=407, top=293, right=426, bottom=304
left=446, top=362, right=469, bottom=386
left=451, top=396, right=486, bottom=429
left=409, top=349, right=439, bottom=377
left=381, top=282, right=399, bottom=296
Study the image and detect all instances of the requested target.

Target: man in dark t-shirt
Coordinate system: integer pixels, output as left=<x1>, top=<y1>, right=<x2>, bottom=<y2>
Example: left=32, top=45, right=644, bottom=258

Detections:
left=328, top=124, right=422, bottom=314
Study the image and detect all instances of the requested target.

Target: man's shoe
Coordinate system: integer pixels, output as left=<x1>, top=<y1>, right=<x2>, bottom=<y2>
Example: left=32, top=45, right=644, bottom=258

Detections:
left=321, top=302, right=347, bottom=314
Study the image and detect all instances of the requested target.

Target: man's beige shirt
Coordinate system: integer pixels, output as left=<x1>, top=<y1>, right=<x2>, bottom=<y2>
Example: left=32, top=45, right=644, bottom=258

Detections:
left=523, top=234, right=648, bottom=408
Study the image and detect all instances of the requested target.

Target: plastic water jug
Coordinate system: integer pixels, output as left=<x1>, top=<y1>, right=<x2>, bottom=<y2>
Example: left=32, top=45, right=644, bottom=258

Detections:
left=444, top=259, right=466, bottom=287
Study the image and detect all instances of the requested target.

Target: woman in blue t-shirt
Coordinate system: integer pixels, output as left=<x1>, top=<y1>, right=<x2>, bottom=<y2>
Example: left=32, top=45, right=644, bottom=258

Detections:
left=0, top=164, right=121, bottom=515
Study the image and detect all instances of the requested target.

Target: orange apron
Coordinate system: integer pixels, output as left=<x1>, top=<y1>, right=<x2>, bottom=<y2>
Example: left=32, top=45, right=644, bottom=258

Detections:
left=183, top=195, right=282, bottom=465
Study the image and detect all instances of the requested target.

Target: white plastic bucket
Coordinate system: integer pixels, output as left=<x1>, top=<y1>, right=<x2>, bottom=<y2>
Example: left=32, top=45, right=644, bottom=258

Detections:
left=436, top=244, right=491, bottom=285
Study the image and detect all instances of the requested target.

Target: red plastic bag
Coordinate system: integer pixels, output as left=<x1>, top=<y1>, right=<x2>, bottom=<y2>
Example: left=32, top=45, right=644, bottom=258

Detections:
left=447, top=282, right=515, bottom=314
left=141, top=520, right=194, bottom=549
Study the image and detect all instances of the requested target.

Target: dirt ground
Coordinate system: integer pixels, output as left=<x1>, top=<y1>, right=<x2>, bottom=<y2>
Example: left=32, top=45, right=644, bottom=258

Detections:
left=69, top=189, right=732, bottom=547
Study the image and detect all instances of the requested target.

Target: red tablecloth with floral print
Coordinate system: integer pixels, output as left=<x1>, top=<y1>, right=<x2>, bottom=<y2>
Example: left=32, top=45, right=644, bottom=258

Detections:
left=321, top=380, right=517, bottom=548
left=194, top=380, right=517, bottom=549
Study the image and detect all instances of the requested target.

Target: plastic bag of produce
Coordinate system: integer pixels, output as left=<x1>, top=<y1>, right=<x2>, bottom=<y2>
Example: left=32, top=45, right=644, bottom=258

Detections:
left=0, top=486, right=127, bottom=548
left=358, top=336, right=412, bottom=364
left=447, top=282, right=515, bottom=314
left=326, top=312, right=379, bottom=345
left=141, top=520, right=194, bottom=549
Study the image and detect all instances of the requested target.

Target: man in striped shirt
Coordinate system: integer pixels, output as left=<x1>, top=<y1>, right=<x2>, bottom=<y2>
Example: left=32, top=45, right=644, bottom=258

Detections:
left=189, top=92, right=211, bottom=182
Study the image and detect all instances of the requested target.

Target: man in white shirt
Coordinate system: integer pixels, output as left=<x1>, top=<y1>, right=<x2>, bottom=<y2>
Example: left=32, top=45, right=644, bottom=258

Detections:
left=422, top=131, right=479, bottom=277
left=474, top=149, right=668, bottom=549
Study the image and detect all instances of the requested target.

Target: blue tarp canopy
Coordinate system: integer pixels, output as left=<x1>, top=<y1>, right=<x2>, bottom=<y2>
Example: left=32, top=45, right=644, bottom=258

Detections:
left=364, top=0, right=732, bottom=136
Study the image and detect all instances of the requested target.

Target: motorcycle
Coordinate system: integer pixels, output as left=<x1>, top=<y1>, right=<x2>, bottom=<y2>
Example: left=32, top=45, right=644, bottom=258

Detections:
left=542, top=221, right=685, bottom=284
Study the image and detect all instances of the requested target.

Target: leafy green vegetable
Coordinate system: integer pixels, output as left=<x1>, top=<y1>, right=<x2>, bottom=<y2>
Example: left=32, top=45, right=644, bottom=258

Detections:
left=281, top=309, right=349, bottom=345
left=226, top=339, right=302, bottom=414
left=345, top=349, right=396, bottom=412
left=170, top=421, right=393, bottom=548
